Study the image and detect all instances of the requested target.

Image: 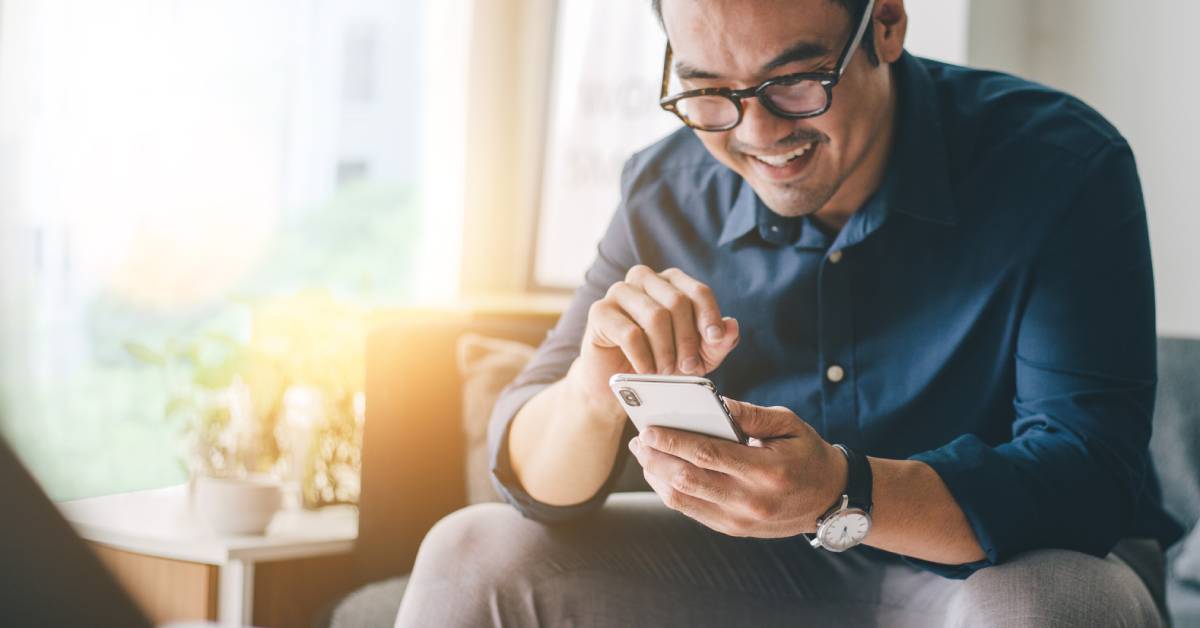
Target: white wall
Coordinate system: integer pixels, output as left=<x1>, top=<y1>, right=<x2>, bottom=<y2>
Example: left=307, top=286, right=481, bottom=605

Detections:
left=904, top=0, right=970, bottom=64
left=967, top=0, right=1200, bottom=338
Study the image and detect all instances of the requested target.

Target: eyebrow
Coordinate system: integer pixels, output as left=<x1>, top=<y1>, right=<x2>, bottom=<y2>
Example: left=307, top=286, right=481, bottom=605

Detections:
left=762, top=39, right=831, bottom=73
left=674, top=38, right=833, bottom=81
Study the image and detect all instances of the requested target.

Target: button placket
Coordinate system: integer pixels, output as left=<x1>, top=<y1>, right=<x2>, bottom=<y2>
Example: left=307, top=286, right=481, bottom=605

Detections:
left=817, top=245, right=859, bottom=448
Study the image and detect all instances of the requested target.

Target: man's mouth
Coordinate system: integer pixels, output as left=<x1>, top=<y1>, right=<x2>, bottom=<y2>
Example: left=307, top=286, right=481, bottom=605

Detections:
left=746, top=141, right=817, bottom=181
left=751, top=142, right=814, bottom=167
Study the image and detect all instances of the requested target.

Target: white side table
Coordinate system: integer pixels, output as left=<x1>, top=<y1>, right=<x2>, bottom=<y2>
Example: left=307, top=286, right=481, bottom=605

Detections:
left=59, top=483, right=357, bottom=627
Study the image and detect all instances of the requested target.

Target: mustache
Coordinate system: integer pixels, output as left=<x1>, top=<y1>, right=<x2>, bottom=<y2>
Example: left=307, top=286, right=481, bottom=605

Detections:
left=729, top=129, right=827, bottom=154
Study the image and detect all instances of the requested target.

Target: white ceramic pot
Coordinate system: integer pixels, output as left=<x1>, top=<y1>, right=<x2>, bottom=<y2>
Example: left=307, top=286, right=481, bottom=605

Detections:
left=193, top=475, right=283, bottom=535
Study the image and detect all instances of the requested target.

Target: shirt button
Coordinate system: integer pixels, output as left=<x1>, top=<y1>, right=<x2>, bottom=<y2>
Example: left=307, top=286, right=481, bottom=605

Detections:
left=770, top=225, right=780, bottom=233
left=828, top=249, right=844, bottom=264
left=826, top=364, right=845, bottom=383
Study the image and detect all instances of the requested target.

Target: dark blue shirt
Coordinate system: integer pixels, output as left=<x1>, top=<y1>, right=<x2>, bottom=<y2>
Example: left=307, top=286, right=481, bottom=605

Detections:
left=487, top=52, right=1184, bottom=577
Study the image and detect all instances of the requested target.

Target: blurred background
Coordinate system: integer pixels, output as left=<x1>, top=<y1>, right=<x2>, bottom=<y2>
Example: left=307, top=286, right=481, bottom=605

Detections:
left=0, top=0, right=1196, bottom=504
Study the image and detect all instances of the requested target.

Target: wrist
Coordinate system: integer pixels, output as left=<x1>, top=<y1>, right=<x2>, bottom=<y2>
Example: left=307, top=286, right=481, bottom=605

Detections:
left=811, top=442, right=849, bottom=525
left=562, top=363, right=626, bottom=426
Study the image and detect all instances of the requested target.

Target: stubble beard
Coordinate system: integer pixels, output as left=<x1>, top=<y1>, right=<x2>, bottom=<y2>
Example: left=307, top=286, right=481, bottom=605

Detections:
left=759, top=178, right=839, bottom=218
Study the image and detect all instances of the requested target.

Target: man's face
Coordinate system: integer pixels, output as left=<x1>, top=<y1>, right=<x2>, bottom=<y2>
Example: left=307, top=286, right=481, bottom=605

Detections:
left=661, top=0, right=896, bottom=218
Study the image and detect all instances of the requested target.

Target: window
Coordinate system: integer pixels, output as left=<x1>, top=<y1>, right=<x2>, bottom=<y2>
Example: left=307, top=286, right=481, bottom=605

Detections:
left=531, top=1, right=679, bottom=289
left=0, top=0, right=469, bottom=500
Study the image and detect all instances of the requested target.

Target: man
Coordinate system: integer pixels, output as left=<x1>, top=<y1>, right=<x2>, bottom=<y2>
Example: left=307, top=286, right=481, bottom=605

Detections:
left=397, top=0, right=1183, bottom=625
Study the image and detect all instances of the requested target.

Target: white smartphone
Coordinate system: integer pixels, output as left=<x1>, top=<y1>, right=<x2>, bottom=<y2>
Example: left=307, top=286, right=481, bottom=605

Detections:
left=608, top=373, right=747, bottom=444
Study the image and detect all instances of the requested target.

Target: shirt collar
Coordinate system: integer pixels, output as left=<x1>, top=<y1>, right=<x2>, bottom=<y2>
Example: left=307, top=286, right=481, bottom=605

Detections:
left=717, top=179, right=759, bottom=246
left=717, top=51, right=956, bottom=248
left=887, top=51, right=956, bottom=226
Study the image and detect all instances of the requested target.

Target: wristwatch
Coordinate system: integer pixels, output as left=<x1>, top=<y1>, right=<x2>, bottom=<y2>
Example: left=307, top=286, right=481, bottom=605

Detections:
left=809, top=444, right=873, bottom=552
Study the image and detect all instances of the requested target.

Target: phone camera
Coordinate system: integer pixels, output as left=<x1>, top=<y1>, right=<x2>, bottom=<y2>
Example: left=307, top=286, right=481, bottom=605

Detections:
left=618, top=388, right=641, bottom=407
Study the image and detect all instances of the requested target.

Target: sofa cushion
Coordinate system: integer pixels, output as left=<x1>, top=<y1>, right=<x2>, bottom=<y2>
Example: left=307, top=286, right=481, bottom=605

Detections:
left=457, top=333, right=537, bottom=505
left=1147, top=338, right=1200, bottom=625
left=1177, top=528, right=1200, bottom=585
left=1150, top=338, right=1200, bottom=530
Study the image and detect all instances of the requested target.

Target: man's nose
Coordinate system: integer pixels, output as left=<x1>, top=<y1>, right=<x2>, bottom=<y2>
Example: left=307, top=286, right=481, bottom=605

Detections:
left=733, top=97, right=795, bottom=150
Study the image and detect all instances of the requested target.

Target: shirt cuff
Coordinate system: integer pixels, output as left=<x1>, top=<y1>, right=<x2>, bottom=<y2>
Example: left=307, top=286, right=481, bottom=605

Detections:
left=905, top=434, right=1014, bottom=577
left=487, top=381, right=629, bottom=523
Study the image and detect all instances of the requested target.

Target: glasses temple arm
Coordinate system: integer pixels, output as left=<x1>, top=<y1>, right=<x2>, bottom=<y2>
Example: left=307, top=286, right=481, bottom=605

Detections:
left=661, top=42, right=674, bottom=100
left=836, top=0, right=876, bottom=78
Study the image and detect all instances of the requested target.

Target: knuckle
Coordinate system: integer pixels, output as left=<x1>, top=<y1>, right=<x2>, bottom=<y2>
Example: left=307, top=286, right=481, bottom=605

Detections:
left=661, top=291, right=687, bottom=313
left=745, top=499, right=776, bottom=520
left=723, top=454, right=748, bottom=476
left=605, top=281, right=626, bottom=299
left=762, top=466, right=791, bottom=490
left=670, top=467, right=696, bottom=493
left=648, top=306, right=671, bottom=328
left=588, top=298, right=613, bottom=318
left=691, top=282, right=714, bottom=300
left=693, top=441, right=720, bottom=467
left=663, top=488, right=687, bottom=511
left=672, top=489, right=691, bottom=513
left=626, top=264, right=651, bottom=282
left=619, top=324, right=644, bottom=345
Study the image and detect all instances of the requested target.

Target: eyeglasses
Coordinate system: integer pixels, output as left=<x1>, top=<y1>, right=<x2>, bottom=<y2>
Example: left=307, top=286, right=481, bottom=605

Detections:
left=658, top=0, right=875, bottom=132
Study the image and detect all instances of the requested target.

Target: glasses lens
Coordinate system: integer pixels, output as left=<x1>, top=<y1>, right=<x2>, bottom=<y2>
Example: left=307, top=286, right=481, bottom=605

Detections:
left=762, top=79, right=828, bottom=116
left=675, top=95, right=739, bottom=130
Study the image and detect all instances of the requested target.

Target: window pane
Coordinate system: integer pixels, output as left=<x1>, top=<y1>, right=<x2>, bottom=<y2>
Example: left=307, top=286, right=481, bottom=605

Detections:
left=0, top=0, right=458, bottom=501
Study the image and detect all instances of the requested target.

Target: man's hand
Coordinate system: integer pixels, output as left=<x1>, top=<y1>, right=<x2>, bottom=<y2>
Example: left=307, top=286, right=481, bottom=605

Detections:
left=566, top=265, right=741, bottom=416
left=627, top=398, right=848, bottom=538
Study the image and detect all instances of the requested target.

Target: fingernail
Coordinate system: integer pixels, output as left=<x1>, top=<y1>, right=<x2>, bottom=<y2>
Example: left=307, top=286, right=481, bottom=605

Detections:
left=628, top=438, right=641, bottom=454
left=681, top=356, right=700, bottom=374
left=705, top=324, right=724, bottom=342
left=640, top=429, right=658, bottom=447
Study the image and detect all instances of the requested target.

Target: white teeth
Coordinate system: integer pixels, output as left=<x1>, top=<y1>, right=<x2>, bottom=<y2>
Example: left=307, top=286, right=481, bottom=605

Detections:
left=754, top=142, right=814, bottom=167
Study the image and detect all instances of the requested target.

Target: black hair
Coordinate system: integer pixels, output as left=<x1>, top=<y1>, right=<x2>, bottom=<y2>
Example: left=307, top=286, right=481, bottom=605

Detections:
left=650, top=0, right=879, bottom=66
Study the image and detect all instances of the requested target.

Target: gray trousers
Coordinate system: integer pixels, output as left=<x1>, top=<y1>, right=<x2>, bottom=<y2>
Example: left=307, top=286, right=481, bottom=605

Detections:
left=395, top=493, right=1167, bottom=627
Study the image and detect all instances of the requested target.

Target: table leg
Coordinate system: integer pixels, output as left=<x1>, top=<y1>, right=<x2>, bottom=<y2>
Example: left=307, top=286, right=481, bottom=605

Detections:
left=218, top=559, right=255, bottom=626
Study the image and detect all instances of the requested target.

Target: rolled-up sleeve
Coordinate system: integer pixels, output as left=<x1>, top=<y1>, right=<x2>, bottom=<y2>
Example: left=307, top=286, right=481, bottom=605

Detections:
left=909, top=141, right=1173, bottom=578
left=487, top=160, right=642, bottom=523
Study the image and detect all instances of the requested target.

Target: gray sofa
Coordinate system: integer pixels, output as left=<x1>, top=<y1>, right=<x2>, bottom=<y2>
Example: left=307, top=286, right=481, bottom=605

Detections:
left=327, top=308, right=1200, bottom=627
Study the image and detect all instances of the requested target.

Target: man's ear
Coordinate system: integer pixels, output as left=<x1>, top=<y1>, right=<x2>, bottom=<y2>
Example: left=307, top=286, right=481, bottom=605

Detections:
left=872, top=0, right=907, bottom=64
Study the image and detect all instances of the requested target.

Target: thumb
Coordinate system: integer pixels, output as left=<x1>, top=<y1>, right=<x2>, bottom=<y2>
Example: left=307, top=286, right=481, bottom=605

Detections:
left=699, top=316, right=740, bottom=372
left=722, top=398, right=801, bottom=440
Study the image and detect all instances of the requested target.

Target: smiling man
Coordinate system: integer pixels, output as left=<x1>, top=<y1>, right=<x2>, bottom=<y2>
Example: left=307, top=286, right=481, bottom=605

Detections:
left=395, top=1, right=1182, bottom=626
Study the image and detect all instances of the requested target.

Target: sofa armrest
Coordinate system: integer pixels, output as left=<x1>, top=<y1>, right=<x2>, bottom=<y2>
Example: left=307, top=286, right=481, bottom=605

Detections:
left=353, top=308, right=561, bottom=586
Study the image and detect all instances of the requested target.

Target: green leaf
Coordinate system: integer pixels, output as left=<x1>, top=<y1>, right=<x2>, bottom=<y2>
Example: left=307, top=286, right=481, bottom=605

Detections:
left=164, top=397, right=195, bottom=418
left=194, top=362, right=238, bottom=389
left=125, top=342, right=165, bottom=366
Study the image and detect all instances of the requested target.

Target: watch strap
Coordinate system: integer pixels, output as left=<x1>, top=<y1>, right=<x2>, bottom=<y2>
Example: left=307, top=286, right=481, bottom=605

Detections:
left=832, top=444, right=872, bottom=513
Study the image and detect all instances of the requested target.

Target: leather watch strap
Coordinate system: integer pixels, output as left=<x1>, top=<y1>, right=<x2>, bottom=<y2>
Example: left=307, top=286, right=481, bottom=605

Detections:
left=833, top=444, right=873, bottom=513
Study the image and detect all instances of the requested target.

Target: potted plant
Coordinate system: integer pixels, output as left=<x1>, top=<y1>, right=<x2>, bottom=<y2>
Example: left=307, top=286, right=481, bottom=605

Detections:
left=127, top=290, right=366, bottom=533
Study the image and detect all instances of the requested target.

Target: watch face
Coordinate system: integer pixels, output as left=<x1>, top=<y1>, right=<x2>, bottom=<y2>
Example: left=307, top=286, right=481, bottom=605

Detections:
left=817, top=509, right=871, bottom=552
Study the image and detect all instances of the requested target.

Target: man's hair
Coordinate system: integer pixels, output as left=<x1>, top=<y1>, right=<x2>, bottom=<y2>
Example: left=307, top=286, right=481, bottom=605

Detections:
left=650, top=0, right=879, bottom=66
